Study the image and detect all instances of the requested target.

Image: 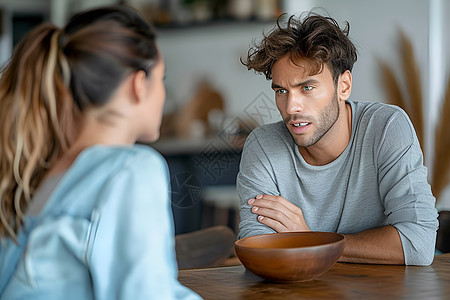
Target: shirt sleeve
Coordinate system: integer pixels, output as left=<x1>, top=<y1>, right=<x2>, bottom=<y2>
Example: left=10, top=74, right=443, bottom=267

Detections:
left=86, top=151, right=201, bottom=300
left=236, top=130, right=280, bottom=239
left=377, top=109, right=438, bottom=266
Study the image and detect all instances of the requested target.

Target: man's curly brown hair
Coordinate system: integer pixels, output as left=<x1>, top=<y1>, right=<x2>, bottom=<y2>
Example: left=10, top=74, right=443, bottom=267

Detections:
left=242, top=13, right=357, bottom=85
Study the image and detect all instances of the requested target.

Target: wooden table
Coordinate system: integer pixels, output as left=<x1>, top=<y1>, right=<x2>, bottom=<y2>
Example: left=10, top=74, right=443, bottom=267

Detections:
left=179, top=254, right=450, bottom=299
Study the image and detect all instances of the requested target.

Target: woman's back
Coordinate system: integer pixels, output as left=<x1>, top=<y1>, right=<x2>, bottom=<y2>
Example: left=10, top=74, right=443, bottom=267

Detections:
left=1, top=145, right=200, bottom=299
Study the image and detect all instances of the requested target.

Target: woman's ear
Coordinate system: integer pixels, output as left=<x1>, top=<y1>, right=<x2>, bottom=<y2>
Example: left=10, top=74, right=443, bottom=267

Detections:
left=338, top=70, right=352, bottom=101
left=131, top=70, right=147, bottom=104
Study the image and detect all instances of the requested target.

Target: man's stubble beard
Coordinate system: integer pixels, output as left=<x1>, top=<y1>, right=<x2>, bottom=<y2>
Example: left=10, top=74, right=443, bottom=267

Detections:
left=286, top=92, right=340, bottom=148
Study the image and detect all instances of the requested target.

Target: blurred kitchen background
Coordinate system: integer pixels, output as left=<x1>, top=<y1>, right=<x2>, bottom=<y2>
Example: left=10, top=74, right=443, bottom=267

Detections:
left=0, top=0, right=449, bottom=235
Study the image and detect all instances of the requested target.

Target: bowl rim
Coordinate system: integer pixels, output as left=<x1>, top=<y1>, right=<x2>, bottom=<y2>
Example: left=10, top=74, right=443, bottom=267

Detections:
left=234, top=231, right=346, bottom=251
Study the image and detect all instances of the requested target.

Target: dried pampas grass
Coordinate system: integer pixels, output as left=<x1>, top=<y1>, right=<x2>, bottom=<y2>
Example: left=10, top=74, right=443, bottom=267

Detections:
left=399, top=32, right=424, bottom=150
left=379, top=60, right=405, bottom=109
left=381, top=31, right=450, bottom=200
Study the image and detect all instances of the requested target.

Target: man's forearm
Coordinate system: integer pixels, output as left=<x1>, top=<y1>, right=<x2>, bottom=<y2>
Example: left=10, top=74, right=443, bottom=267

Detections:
left=339, top=225, right=405, bottom=264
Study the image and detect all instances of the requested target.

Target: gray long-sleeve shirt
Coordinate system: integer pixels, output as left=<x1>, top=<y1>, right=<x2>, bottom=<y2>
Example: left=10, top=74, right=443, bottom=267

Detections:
left=237, top=100, right=438, bottom=265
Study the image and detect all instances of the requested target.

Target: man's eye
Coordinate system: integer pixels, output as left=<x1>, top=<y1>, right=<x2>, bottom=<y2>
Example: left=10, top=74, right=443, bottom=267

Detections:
left=303, top=85, right=313, bottom=91
left=276, top=89, right=288, bottom=95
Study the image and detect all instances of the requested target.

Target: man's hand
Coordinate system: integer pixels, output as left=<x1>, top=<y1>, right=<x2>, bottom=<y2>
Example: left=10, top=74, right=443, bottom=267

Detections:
left=248, top=194, right=310, bottom=232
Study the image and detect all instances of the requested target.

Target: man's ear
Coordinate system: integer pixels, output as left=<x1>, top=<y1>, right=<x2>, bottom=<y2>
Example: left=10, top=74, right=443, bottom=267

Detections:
left=131, top=70, right=147, bottom=104
left=338, top=70, right=352, bottom=101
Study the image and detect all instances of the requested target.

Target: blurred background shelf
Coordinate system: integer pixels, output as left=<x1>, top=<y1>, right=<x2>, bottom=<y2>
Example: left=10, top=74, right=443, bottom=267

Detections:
left=149, top=138, right=242, bottom=234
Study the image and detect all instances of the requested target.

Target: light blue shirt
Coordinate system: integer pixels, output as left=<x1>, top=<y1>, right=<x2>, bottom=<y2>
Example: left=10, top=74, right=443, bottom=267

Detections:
left=0, top=145, right=201, bottom=300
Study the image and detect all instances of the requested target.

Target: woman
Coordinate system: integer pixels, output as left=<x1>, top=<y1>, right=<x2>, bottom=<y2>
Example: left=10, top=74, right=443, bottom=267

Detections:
left=0, top=5, right=201, bottom=299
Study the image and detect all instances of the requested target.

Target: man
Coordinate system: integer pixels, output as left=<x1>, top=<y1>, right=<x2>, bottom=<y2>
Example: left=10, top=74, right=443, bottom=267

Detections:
left=237, top=13, right=438, bottom=265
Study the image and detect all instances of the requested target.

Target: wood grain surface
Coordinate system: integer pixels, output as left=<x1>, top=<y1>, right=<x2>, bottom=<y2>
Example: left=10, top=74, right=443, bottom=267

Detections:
left=179, top=253, right=450, bottom=299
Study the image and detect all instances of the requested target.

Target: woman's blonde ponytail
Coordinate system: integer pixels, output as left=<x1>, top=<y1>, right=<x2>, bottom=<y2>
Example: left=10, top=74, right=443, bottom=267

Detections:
left=0, top=24, right=78, bottom=240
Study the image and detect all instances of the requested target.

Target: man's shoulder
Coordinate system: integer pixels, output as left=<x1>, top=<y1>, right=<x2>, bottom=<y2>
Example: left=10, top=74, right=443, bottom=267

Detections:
left=351, top=100, right=413, bottom=133
left=351, top=100, right=416, bottom=145
left=249, top=121, right=289, bottom=139
left=352, top=100, right=407, bottom=121
left=243, top=121, right=292, bottom=154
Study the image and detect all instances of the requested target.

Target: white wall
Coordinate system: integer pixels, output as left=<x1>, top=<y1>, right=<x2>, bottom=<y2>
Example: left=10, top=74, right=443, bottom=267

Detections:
left=158, top=23, right=277, bottom=121
left=446, top=0, right=450, bottom=73
left=50, top=0, right=119, bottom=26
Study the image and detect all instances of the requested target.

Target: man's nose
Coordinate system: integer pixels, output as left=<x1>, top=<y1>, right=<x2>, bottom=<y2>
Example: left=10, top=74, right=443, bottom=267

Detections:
left=286, top=93, right=304, bottom=114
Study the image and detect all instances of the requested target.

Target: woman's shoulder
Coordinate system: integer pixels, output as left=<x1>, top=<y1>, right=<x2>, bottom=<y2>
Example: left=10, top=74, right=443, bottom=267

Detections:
left=55, top=145, right=168, bottom=200
left=75, top=144, right=167, bottom=173
left=44, top=144, right=169, bottom=216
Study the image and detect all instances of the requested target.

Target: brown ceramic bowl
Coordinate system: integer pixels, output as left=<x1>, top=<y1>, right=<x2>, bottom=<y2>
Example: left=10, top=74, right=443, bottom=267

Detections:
left=235, top=231, right=345, bottom=283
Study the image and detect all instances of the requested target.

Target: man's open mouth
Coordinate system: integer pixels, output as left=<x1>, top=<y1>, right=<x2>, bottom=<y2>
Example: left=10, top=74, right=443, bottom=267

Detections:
left=293, top=123, right=310, bottom=127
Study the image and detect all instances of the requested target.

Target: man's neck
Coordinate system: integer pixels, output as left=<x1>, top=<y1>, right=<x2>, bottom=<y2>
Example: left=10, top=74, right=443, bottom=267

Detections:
left=298, top=102, right=352, bottom=166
